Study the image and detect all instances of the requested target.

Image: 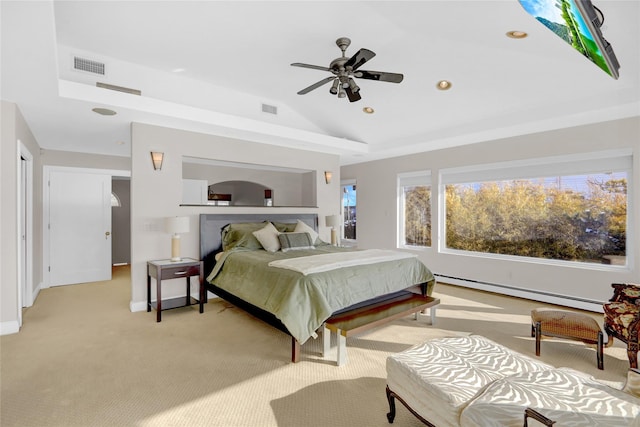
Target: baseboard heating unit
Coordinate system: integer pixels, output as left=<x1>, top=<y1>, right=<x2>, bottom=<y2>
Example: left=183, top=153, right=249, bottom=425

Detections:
left=434, top=274, right=604, bottom=313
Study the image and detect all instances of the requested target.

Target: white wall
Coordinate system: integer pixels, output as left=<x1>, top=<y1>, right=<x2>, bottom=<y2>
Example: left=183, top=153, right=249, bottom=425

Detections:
left=129, top=123, right=340, bottom=310
left=0, top=101, right=43, bottom=333
left=341, top=117, right=640, bottom=307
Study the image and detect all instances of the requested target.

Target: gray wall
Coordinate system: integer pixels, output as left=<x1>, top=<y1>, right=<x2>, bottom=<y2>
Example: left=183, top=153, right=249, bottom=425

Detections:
left=341, top=117, right=640, bottom=305
left=129, top=123, right=340, bottom=310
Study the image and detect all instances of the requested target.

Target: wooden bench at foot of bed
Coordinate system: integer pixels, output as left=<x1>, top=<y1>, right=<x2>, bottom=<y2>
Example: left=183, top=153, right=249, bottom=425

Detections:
left=322, top=291, right=440, bottom=366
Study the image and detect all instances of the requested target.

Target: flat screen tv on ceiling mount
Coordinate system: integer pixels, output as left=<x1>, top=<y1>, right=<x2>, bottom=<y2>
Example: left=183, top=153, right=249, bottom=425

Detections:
left=518, top=0, right=620, bottom=79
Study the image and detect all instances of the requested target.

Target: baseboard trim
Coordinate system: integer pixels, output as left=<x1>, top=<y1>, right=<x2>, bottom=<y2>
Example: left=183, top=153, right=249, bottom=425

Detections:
left=434, top=274, right=604, bottom=313
left=0, top=320, right=20, bottom=335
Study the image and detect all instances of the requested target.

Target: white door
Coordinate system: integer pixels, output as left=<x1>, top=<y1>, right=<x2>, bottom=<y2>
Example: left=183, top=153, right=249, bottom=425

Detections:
left=49, top=170, right=112, bottom=286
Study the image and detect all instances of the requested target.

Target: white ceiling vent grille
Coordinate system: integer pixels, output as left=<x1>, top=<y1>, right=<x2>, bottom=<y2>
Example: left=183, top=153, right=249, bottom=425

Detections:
left=73, top=57, right=105, bottom=75
left=262, top=104, right=278, bottom=115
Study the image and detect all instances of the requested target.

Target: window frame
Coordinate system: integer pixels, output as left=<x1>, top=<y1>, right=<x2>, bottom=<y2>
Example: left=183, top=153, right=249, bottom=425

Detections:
left=438, top=149, right=634, bottom=271
left=397, top=170, right=432, bottom=250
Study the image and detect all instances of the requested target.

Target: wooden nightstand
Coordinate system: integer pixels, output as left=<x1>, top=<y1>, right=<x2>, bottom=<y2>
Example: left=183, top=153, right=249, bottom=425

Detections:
left=147, top=258, right=204, bottom=322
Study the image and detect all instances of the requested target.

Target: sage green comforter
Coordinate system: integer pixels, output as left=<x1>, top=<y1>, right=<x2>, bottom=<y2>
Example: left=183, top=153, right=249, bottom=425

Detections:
left=206, top=246, right=435, bottom=344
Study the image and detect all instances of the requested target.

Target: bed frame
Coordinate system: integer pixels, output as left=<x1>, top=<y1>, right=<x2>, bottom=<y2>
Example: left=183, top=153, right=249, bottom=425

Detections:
left=199, top=213, right=429, bottom=362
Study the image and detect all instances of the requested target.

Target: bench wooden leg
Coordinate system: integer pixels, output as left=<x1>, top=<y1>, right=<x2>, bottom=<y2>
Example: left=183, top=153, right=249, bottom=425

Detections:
left=414, top=307, right=437, bottom=324
left=535, top=321, right=541, bottom=357
left=337, top=330, right=347, bottom=366
left=386, top=385, right=396, bottom=423
left=597, top=331, right=604, bottom=370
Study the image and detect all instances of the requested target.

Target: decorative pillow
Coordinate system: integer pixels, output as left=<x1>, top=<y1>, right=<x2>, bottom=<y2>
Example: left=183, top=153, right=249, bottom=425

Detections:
left=278, top=232, right=315, bottom=252
left=294, top=220, right=319, bottom=244
left=252, top=222, right=281, bottom=252
left=272, top=221, right=297, bottom=233
left=221, top=222, right=267, bottom=251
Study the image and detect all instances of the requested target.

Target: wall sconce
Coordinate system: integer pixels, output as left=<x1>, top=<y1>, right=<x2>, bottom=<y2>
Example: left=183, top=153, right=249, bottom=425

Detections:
left=151, top=151, right=164, bottom=171
left=325, top=214, right=341, bottom=246
left=165, top=216, right=190, bottom=261
left=324, top=171, right=332, bottom=184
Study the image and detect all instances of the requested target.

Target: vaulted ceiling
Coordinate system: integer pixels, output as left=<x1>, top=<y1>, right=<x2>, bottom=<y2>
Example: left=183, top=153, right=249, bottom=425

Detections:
left=2, top=1, right=639, bottom=165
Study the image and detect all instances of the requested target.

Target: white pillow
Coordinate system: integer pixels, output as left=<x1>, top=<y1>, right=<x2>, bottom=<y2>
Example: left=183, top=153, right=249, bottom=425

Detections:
left=252, top=222, right=281, bottom=252
left=294, top=220, right=319, bottom=244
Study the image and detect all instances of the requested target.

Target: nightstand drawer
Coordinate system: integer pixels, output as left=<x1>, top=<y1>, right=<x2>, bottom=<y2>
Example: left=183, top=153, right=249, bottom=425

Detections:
left=159, top=264, right=200, bottom=280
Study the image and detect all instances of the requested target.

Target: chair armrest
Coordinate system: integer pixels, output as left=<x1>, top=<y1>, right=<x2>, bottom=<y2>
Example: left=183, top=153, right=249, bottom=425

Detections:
left=609, top=283, right=640, bottom=303
left=524, top=408, right=556, bottom=426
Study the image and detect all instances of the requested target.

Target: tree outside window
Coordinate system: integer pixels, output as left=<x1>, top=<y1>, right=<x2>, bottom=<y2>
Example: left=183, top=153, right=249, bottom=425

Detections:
left=399, top=171, right=431, bottom=248
left=342, top=183, right=356, bottom=240
left=445, top=173, right=627, bottom=265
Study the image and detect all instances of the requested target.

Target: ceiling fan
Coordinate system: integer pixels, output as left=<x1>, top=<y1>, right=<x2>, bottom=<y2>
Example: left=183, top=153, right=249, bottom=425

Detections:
left=291, top=37, right=404, bottom=103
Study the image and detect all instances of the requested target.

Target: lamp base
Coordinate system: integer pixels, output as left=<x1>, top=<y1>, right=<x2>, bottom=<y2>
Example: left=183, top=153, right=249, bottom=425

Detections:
left=171, top=234, right=181, bottom=262
left=330, top=228, right=338, bottom=246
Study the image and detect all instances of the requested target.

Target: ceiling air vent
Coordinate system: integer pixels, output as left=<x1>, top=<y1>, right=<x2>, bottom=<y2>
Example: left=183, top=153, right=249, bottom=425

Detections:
left=96, top=82, right=141, bottom=96
left=261, top=103, right=278, bottom=115
left=73, top=56, right=105, bottom=75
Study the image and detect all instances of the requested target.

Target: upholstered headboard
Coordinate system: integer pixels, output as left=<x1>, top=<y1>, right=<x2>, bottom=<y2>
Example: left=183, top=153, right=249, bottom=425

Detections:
left=199, top=213, right=318, bottom=276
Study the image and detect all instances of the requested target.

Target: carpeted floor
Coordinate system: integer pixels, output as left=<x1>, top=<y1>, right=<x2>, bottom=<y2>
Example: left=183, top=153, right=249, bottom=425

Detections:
left=0, top=265, right=631, bottom=426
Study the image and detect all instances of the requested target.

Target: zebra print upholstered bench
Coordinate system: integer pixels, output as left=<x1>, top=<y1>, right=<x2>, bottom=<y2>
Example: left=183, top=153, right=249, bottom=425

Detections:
left=385, top=335, right=640, bottom=426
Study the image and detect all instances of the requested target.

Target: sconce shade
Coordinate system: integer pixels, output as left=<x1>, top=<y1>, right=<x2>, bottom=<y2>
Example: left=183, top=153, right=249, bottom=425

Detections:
left=151, top=151, right=164, bottom=170
left=324, top=171, right=332, bottom=184
left=325, top=214, right=341, bottom=228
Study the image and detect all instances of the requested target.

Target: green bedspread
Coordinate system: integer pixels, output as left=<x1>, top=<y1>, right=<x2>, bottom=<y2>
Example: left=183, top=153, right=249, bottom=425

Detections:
left=206, top=246, right=435, bottom=344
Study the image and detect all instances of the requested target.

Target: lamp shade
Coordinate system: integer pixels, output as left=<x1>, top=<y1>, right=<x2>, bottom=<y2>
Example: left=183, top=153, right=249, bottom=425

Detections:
left=165, top=216, right=189, bottom=235
left=325, top=214, right=340, bottom=228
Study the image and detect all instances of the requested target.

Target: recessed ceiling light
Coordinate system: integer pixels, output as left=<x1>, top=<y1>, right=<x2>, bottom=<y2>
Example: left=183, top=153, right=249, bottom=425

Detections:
left=363, top=107, right=374, bottom=114
left=436, top=80, right=452, bottom=90
left=506, top=30, right=528, bottom=39
left=92, top=107, right=117, bottom=116
left=172, top=68, right=186, bottom=73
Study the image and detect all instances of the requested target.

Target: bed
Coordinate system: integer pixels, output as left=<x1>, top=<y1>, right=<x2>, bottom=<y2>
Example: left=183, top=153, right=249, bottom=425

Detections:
left=199, top=213, right=436, bottom=362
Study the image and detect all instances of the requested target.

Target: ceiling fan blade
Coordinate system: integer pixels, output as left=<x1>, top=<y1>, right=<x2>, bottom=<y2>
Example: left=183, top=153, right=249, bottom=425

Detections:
left=291, top=62, right=332, bottom=72
left=345, top=86, right=362, bottom=103
left=344, top=48, right=376, bottom=71
left=297, top=76, right=336, bottom=95
left=354, top=70, right=404, bottom=83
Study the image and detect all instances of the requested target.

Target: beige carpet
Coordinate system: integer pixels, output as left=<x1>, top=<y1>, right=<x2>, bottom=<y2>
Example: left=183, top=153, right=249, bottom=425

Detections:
left=1, top=266, right=631, bottom=427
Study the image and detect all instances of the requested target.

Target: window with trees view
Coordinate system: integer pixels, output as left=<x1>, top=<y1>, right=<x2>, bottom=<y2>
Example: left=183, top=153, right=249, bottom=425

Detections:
left=342, top=182, right=356, bottom=240
left=399, top=172, right=431, bottom=248
left=441, top=152, right=630, bottom=266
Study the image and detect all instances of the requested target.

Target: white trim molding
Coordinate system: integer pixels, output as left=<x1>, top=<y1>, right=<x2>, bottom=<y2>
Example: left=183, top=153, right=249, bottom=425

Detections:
left=435, top=274, right=604, bottom=313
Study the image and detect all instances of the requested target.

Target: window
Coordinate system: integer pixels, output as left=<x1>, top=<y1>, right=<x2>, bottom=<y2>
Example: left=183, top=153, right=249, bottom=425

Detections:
left=398, top=171, right=431, bottom=248
left=341, top=181, right=356, bottom=241
left=440, top=150, right=631, bottom=266
left=111, top=192, right=121, bottom=207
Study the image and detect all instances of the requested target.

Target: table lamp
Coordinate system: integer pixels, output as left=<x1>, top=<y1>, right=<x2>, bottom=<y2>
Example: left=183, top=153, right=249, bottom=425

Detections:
left=325, top=214, right=341, bottom=246
left=165, top=216, right=190, bottom=261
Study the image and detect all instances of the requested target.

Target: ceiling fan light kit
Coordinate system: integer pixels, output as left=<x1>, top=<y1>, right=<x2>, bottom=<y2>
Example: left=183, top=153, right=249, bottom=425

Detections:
left=291, top=37, right=403, bottom=103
